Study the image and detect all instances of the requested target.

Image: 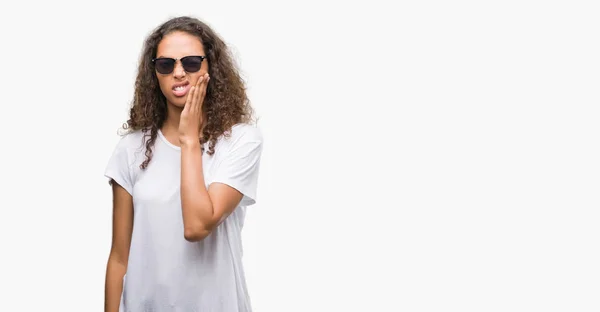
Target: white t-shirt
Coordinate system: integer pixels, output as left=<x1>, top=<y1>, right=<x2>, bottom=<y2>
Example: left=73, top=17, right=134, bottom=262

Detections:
left=104, top=123, right=263, bottom=312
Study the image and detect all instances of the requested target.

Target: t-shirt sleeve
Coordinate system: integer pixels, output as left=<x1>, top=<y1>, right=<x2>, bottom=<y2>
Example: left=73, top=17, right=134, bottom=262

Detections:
left=104, top=137, right=135, bottom=195
left=211, top=128, right=263, bottom=206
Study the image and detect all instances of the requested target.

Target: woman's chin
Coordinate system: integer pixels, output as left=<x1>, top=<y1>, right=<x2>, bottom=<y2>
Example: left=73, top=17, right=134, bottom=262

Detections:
left=167, top=99, right=187, bottom=109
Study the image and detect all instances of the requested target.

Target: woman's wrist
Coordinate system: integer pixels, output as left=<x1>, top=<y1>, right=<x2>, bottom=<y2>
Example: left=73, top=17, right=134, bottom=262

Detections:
left=179, top=136, right=201, bottom=148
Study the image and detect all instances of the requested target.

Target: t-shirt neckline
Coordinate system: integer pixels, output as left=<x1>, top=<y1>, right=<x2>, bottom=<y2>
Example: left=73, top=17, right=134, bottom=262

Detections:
left=158, top=129, right=181, bottom=151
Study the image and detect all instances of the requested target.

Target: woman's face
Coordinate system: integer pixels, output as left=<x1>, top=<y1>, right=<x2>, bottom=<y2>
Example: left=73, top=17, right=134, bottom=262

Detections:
left=154, top=31, right=209, bottom=109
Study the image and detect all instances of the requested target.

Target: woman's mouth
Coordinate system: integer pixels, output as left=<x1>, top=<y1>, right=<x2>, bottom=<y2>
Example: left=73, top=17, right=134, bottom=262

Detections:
left=172, top=82, right=190, bottom=97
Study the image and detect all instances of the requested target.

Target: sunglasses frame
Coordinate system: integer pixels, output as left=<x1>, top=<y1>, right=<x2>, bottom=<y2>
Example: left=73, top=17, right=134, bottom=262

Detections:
left=151, top=55, right=207, bottom=74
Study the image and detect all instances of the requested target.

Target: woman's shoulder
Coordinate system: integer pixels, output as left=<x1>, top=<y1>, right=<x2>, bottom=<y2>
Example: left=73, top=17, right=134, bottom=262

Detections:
left=114, top=128, right=147, bottom=152
left=223, top=122, right=263, bottom=144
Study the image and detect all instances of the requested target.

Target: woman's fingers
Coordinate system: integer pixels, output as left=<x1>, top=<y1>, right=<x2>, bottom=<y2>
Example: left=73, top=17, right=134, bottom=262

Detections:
left=183, top=86, right=194, bottom=114
left=199, top=74, right=209, bottom=104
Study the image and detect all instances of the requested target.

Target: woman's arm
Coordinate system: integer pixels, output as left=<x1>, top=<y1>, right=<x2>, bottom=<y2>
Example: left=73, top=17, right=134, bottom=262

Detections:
left=104, top=181, right=134, bottom=312
left=178, top=74, right=260, bottom=242
left=180, top=142, right=243, bottom=242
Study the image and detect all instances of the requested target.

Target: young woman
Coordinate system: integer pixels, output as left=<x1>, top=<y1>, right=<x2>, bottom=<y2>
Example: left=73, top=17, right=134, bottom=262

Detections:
left=103, top=16, right=263, bottom=312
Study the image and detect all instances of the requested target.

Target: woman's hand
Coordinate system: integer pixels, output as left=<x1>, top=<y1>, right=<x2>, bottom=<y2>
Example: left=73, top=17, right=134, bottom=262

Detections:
left=179, top=73, right=209, bottom=145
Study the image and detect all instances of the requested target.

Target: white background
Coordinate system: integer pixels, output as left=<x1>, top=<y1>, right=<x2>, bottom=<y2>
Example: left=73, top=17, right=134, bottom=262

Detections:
left=0, top=0, right=598, bottom=311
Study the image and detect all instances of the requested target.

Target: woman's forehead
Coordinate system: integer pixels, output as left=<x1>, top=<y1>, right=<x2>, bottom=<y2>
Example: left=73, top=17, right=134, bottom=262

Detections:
left=157, top=31, right=205, bottom=57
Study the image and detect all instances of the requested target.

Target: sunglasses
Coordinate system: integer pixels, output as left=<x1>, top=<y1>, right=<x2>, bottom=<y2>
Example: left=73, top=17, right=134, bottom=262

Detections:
left=151, top=55, right=207, bottom=74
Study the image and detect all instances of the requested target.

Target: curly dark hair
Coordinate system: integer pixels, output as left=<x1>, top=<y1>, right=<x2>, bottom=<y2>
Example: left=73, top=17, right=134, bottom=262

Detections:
left=122, top=16, right=254, bottom=169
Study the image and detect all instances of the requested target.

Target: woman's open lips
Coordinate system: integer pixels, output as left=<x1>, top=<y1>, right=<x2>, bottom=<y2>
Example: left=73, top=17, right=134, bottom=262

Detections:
left=172, top=82, right=190, bottom=97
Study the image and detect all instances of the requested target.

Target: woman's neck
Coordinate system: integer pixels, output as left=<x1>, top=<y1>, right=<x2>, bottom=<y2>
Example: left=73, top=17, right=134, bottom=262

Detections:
left=160, top=103, right=183, bottom=145
left=163, top=104, right=183, bottom=130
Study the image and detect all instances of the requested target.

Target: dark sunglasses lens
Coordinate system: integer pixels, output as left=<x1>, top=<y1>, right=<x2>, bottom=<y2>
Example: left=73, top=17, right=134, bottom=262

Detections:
left=154, top=59, right=175, bottom=74
left=181, top=57, right=203, bottom=72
